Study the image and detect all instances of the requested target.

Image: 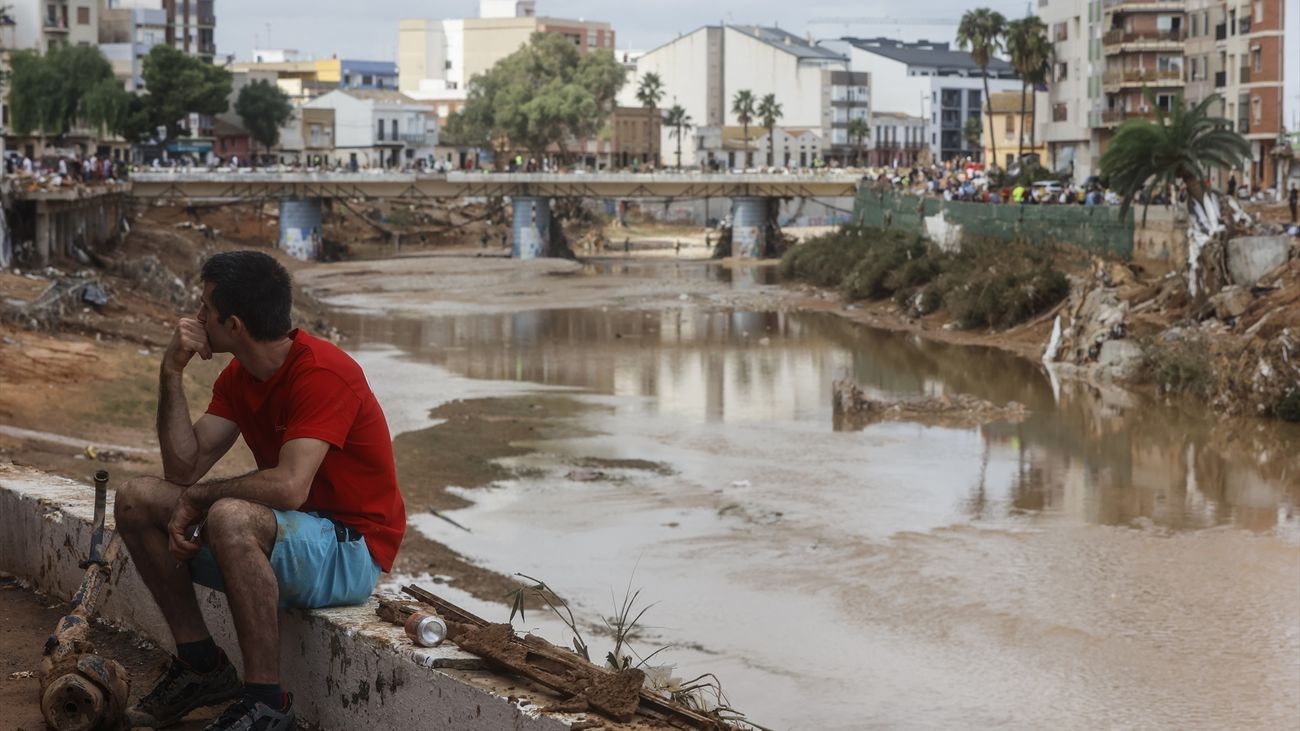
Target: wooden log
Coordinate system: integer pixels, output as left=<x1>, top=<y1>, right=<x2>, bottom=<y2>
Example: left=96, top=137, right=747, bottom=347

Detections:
left=401, top=585, right=725, bottom=729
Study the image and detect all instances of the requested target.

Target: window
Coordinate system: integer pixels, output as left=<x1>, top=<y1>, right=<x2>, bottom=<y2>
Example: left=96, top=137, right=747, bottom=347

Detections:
left=1054, top=22, right=1068, bottom=41
left=1254, top=0, right=1262, bottom=23
left=391, top=119, right=398, bottom=139
left=967, top=89, right=981, bottom=109
left=587, top=30, right=597, bottom=47
left=1252, top=96, right=1262, bottom=123
left=1155, top=94, right=1174, bottom=111
left=377, top=119, right=384, bottom=140
left=1053, top=103, right=1068, bottom=122
left=941, top=89, right=961, bottom=107
left=1252, top=47, right=1262, bottom=72
left=1006, top=114, right=1016, bottom=134
left=362, top=75, right=373, bottom=86
left=1190, top=14, right=1199, bottom=36
left=77, top=6, right=89, bottom=24
left=1056, top=62, right=1068, bottom=81
left=1157, top=54, right=1182, bottom=73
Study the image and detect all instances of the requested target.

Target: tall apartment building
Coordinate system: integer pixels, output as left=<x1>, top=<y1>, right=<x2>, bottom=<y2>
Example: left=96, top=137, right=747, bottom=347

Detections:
left=161, top=0, right=215, bottom=62
left=1043, top=0, right=1293, bottom=190
left=1037, top=0, right=1105, bottom=181
left=1185, top=0, right=1291, bottom=189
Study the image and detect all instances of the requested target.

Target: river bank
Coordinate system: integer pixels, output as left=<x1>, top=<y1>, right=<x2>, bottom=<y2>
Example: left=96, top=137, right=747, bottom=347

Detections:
left=2, top=206, right=1298, bottom=729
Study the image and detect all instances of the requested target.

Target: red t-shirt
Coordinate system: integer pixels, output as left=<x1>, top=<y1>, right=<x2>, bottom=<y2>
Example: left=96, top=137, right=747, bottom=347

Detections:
left=205, top=330, right=405, bottom=572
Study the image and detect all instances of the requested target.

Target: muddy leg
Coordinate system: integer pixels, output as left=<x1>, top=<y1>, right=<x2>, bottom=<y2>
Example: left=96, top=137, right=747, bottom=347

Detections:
left=113, top=476, right=209, bottom=644
left=204, top=498, right=278, bottom=683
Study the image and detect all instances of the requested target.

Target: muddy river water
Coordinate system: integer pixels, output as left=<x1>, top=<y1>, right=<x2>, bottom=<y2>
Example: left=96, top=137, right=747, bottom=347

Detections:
left=324, top=259, right=1299, bottom=730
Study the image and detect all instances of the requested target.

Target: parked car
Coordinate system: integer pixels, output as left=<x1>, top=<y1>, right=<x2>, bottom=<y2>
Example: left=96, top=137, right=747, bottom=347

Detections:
left=1031, top=181, right=1064, bottom=199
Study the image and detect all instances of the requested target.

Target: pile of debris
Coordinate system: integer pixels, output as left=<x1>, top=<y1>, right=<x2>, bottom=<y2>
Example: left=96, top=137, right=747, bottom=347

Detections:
left=831, top=379, right=1028, bottom=429
left=378, top=585, right=754, bottom=730
left=1043, top=192, right=1300, bottom=419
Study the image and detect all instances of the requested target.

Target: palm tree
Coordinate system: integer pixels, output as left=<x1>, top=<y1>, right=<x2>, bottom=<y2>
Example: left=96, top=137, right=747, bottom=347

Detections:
left=663, top=103, right=693, bottom=169
left=1100, top=92, right=1249, bottom=221
left=1005, top=17, right=1049, bottom=160
left=847, top=117, right=871, bottom=167
left=635, top=73, right=664, bottom=168
left=957, top=8, right=1007, bottom=167
left=731, top=89, right=755, bottom=168
left=757, top=93, right=783, bottom=168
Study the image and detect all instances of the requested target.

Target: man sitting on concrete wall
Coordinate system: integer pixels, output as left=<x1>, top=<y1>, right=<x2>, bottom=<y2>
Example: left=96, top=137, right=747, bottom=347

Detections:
left=114, top=251, right=406, bottom=731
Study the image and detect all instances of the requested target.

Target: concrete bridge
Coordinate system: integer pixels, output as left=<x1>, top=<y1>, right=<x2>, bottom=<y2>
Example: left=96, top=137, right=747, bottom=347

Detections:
left=130, top=171, right=862, bottom=259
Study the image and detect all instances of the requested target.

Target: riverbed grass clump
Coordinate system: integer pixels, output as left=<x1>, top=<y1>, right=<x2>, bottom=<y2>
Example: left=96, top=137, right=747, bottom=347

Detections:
left=781, top=227, right=1070, bottom=329
left=1137, top=333, right=1216, bottom=399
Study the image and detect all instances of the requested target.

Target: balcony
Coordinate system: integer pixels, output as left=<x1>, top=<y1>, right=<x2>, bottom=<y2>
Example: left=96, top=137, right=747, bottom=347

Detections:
left=1102, top=28, right=1186, bottom=53
left=1101, top=108, right=1156, bottom=125
left=400, top=132, right=434, bottom=145
left=197, top=41, right=216, bottom=56
left=43, top=17, right=69, bottom=32
left=1214, top=70, right=1227, bottom=87
left=1103, top=0, right=1185, bottom=9
left=1102, top=67, right=1185, bottom=90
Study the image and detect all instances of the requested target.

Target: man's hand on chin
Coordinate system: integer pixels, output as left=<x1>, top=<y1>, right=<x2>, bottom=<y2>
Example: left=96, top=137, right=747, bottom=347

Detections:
left=164, top=317, right=212, bottom=374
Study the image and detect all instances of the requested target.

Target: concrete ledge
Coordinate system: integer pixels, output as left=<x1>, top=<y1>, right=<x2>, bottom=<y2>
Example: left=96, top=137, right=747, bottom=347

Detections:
left=0, top=465, right=571, bottom=730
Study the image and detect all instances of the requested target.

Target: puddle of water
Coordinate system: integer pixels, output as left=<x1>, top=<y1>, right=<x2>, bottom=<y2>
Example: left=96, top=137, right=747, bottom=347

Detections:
left=335, top=263, right=1300, bottom=730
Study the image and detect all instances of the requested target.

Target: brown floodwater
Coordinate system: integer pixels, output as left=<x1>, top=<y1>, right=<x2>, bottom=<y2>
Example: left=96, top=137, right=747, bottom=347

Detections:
left=329, top=260, right=1300, bottom=730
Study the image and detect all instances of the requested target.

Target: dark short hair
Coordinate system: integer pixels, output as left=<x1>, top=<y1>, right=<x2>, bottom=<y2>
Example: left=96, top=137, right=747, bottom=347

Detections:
left=200, top=251, right=292, bottom=341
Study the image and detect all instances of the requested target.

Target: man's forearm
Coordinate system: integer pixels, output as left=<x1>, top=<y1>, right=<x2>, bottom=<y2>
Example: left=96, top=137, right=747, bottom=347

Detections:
left=186, top=469, right=305, bottom=513
left=157, top=367, right=200, bottom=484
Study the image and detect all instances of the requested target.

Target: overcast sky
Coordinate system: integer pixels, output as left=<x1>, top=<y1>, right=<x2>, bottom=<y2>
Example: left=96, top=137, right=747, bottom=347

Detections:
left=213, top=0, right=1033, bottom=63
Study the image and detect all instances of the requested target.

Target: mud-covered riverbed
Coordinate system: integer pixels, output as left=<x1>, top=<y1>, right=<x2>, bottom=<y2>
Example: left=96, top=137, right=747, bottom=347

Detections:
left=302, top=254, right=1300, bottom=730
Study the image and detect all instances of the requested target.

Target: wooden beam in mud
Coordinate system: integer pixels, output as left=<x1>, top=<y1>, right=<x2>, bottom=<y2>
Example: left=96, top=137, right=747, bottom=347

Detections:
left=399, top=585, right=727, bottom=730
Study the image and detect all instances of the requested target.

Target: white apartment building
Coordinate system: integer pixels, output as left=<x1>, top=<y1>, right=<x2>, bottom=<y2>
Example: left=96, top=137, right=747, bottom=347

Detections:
left=634, top=25, right=848, bottom=167
left=820, top=37, right=1021, bottom=165
left=304, top=89, right=438, bottom=169
left=1036, top=1, right=1104, bottom=181
left=10, top=0, right=101, bottom=52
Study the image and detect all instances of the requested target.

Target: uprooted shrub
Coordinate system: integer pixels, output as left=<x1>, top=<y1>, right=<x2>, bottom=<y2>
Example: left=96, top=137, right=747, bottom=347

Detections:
left=780, top=227, right=1070, bottom=329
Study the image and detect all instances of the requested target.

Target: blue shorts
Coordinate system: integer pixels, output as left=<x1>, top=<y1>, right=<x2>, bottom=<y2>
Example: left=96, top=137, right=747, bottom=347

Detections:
left=189, top=510, right=381, bottom=609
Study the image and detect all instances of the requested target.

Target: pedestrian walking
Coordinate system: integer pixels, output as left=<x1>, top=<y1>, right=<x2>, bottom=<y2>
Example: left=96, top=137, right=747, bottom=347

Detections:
left=1290, top=184, right=1298, bottom=223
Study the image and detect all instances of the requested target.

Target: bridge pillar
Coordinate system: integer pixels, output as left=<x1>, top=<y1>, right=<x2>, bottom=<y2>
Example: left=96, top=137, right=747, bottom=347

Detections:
left=730, top=196, right=768, bottom=258
left=511, top=196, right=551, bottom=259
left=279, top=198, right=322, bottom=261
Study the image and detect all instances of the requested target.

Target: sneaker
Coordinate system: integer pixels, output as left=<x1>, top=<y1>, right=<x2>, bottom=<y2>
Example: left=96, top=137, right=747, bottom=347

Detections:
left=204, top=694, right=295, bottom=731
left=125, top=653, right=241, bottom=728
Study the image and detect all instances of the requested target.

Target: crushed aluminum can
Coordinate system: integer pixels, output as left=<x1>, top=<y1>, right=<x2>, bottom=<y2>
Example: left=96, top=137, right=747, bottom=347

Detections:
left=405, top=611, right=448, bottom=647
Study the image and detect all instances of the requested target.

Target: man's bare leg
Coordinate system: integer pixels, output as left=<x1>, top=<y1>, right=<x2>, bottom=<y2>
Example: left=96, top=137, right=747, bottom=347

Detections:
left=114, top=476, right=209, bottom=644
left=204, top=497, right=279, bottom=684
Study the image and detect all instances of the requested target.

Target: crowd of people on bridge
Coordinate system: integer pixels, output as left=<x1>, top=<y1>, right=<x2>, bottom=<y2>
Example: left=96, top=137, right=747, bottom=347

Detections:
left=5, top=151, right=127, bottom=185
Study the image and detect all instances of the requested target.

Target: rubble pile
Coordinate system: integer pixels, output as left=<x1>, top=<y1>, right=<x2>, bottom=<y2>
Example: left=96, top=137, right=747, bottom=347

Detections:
left=1044, top=194, right=1300, bottom=420
left=831, top=379, right=1028, bottom=429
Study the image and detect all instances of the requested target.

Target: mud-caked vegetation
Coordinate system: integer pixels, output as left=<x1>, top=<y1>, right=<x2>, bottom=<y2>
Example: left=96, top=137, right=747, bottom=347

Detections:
left=780, top=226, right=1070, bottom=329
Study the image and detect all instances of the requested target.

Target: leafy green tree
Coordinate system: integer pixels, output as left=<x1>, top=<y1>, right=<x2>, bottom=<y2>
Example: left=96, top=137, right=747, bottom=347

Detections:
left=663, top=104, right=692, bottom=169
left=957, top=8, right=1007, bottom=166
left=846, top=117, right=870, bottom=166
left=757, top=93, right=783, bottom=167
left=731, top=89, right=755, bottom=167
left=8, top=46, right=132, bottom=139
left=635, top=72, right=663, bottom=167
left=1100, top=92, right=1248, bottom=221
left=1005, top=16, right=1051, bottom=159
left=139, top=44, right=231, bottom=140
left=235, top=80, right=292, bottom=162
left=450, top=33, right=626, bottom=168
